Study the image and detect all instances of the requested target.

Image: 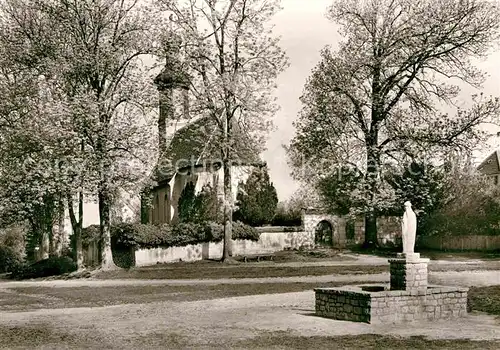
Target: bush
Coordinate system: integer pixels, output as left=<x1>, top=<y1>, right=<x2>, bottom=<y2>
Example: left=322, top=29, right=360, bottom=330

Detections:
left=11, top=256, right=77, bottom=280
left=81, top=225, right=101, bottom=245
left=234, top=166, right=278, bottom=226
left=178, top=183, right=222, bottom=223
left=0, top=245, right=23, bottom=273
left=109, top=221, right=259, bottom=249
left=420, top=171, right=500, bottom=237
left=232, top=221, right=260, bottom=241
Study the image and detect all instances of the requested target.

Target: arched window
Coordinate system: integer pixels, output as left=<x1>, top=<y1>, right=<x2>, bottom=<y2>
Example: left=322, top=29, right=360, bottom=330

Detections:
left=164, top=186, right=171, bottom=223
left=153, top=194, right=159, bottom=224
left=346, top=220, right=355, bottom=241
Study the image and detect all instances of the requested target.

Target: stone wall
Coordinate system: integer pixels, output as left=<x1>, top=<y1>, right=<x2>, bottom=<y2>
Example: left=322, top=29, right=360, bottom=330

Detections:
left=302, top=209, right=342, bottom=248
left=344, top=216, right=400, bottom=247
left=315, top=287, right=371, bottom=323
left=377, top=216, right=401, bottom=246
left=315, top=285, right=468, bottom=324
left=134, top=228, right=312, bottom=267
left=135, top=244, right=203, bottom=266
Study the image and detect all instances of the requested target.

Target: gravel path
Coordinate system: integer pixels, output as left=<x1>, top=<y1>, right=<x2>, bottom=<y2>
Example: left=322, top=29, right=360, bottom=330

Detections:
left=1, top=259, right=500, bottom=348
left=0, top=270, right=499, bottom=289
left=1, top=290, right=500, bottom=347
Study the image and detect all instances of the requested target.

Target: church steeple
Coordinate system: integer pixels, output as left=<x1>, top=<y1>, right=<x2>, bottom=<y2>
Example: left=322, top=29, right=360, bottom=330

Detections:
left=155, top=27, right=191, bottom=157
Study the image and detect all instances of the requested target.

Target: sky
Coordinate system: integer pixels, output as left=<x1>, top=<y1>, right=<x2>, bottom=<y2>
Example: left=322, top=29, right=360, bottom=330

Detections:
left=264, top=0, right=500, bottom=201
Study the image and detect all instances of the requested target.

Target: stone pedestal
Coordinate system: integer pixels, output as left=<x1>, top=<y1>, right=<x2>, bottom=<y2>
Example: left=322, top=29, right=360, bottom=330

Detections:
left=389, top=253, right=430, bottom=291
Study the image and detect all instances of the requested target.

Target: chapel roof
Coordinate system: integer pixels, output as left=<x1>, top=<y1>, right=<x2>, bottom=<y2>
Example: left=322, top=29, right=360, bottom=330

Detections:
left=153, top=116, right=262, bottom=184
left=477, top=150, right=500, bottom=176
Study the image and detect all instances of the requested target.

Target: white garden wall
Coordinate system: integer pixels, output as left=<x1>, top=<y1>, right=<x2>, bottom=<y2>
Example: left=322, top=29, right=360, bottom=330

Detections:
left=134, top=229, right=312, bottom=267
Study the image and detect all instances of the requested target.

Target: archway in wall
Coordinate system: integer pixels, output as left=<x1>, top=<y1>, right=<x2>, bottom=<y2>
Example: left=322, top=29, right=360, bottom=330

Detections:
left=315, top=220, right=334, bottom=247
left=302, top=209, right=340, bottom=248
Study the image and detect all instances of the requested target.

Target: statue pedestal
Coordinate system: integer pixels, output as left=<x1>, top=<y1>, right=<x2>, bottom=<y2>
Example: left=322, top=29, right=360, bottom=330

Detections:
left=389, top=254, right=430, bottom=291
left=396, top=252, right=420, bottom=261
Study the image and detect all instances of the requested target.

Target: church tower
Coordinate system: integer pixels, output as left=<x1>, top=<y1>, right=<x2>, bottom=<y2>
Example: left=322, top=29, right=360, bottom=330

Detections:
left=141, top=30, right=191, bottom=225
left=154, top=30, right=191, bottom=158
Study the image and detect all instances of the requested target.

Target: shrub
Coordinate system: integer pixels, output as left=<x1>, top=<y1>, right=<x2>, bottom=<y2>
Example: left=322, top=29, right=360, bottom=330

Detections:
left=178, top=183, right=221, bottom=223
left=81, top=225, right=101, bottom=245
left=0, top=225, right=26, bottom=257
left=11, top=256, right=77, bottom=280
left=232, top=221, right=260, bottom=241
left=109, top=221, right=259, bottom=249
left=0, top=245, right=23, bottom=273
left=272, top=202, right=302, bottom=226
left=420, top=171, right=500, bottom=237
left=234, top=166, right=278, bottom=226
left=111, top=223, right=139, bottom=247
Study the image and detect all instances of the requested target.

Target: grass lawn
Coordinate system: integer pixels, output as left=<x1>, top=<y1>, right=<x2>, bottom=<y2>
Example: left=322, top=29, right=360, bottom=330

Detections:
left=227, top=333, right=500, bottom=349
left=4, top=281, right=500, bottom=316
left=91, top=259, right=500, bottom=280
left=2, top=326, right=499, bottom=349
left=93, top=263, right=388, bottom=280
left=352, top=247, right=500, bottom=261
left=468, top=286, right=500, bottom=316
left=0, top=281, right=366, bottom=310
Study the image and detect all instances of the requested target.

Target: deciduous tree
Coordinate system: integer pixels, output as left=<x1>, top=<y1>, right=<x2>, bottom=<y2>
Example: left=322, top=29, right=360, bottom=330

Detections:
left=289, top=0, right=500, bottom=246
left=161, top=0, right=288, bottom=261
left=0, top=0, right=159, bottom=269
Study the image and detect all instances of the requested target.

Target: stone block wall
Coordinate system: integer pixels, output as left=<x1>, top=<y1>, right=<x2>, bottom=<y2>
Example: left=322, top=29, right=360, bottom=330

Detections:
left=300, top=209, right=400, bottom=248
left=389, top=258, right=429, bottom=291
left=302, top=210, right=340, bottom=248
left=315, top=285, right=468, bottom=324
left=315, top=288, right=371, bottom=323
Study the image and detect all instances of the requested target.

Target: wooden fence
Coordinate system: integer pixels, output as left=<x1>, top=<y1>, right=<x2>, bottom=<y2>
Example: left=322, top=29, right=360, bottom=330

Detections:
left=419, top=235, right=500, bottom=251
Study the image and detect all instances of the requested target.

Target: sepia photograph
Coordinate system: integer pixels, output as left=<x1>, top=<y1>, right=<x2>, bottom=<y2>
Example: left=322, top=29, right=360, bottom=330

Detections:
left=0, top=0, right=500, bottom=348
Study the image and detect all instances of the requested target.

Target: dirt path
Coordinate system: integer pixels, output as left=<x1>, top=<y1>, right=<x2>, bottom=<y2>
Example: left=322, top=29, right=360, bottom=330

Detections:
left=1, top=264, right=500, bottom=348
left=1, top=290, right=500, bottom=349
left=1, top=269, right=499, bottom=289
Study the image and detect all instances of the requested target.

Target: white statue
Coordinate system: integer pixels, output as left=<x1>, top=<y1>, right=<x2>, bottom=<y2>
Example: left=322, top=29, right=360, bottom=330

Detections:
left=401, top=201, right=417, bottom=254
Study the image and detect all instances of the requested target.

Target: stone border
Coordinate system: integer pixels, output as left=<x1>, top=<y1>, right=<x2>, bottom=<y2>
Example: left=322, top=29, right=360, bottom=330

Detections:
left=315, top=285, right=469, bottom=324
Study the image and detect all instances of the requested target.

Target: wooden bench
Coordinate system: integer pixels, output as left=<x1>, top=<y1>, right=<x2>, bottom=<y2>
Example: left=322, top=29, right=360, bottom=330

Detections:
left=242, top=253, right=275, bottom=263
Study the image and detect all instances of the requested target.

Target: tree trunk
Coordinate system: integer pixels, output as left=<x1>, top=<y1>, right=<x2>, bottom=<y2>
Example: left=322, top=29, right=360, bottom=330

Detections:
left=54, top=194, right=65, bottom=256
left=222, top=160, right=234, bottom=261
left=364, top=136, right=380, bottom=249
left=98, top=184, right=117, bottom=269
left=68, top=192, right=84, bottom=270
left=364, top=211, right=378, bottom=248
left=41, top=230, right=50, bottom=260
left=44, top=195, right=55, bottom=258
left=96, top=127, right=117, bottom=270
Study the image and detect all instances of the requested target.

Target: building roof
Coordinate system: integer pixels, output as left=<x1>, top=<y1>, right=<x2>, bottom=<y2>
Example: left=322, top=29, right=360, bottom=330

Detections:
left=153, top=116, right=262, bottom=184
left=477, top=150, right=500, bottom=176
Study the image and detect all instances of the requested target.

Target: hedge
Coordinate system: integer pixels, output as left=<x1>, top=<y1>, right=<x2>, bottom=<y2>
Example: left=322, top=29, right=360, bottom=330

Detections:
left=0, top=245, right=23, bottom=273
left=10, top=256, right=77, bottom=280
left=103, top=221, right=260, bottom=250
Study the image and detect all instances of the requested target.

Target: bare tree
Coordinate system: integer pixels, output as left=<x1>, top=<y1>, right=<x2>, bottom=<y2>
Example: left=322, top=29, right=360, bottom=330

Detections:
left=289, top=0, right=500, bottom=246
